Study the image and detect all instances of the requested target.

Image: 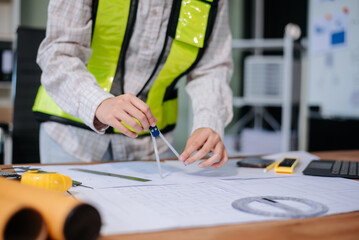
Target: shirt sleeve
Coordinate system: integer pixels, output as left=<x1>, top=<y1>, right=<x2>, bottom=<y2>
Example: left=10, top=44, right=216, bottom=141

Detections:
left=185, top=0, right=233, bottom=140
left=36, top=0, right=113, bottom=133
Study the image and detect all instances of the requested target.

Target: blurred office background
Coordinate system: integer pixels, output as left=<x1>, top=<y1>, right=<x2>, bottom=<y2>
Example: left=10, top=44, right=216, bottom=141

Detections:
left=0, top=0, right=358, bottom=164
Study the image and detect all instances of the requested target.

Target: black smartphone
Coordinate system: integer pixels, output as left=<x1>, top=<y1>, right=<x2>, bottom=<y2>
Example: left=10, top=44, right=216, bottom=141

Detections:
left=236, top=157, right=275, bottom=168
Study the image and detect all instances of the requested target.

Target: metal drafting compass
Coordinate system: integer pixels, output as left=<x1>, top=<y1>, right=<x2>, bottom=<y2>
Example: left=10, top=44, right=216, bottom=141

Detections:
left=149, top=126, right=180, bottom=178
left=232, top=196, right=329, bottom=218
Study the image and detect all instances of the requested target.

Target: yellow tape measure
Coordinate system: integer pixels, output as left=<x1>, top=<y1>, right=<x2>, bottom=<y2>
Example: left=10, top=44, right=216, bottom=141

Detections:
left=21, top=170, right=72, bottom=193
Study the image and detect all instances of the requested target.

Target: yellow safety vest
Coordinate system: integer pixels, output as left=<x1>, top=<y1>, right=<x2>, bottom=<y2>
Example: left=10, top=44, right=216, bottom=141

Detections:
left=33, top=0, right=218, bottom=135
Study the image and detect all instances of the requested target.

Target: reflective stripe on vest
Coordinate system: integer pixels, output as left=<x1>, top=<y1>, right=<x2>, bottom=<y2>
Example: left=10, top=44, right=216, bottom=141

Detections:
left=33, top=0, right=217, bottom=135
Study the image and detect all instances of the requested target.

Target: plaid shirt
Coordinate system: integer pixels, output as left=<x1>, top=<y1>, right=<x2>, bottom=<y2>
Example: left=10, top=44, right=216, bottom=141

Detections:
left=37, top=0, right=233, bottom=162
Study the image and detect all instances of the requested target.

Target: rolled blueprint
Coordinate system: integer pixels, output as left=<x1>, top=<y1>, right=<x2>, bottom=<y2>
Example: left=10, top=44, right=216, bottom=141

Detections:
left=0, top=196, right=47, bottom=240
left=0, top=178, right=101, bottom=240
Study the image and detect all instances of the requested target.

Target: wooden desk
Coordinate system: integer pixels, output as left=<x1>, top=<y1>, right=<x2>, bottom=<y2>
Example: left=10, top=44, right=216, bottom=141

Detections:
left=2, top=150, right=358, bottom=240
left=101, top=150, right=359, bottom=240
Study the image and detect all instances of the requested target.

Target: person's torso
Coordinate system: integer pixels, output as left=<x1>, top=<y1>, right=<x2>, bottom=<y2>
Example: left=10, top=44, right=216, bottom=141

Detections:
left=123, top=1, right=172, bottom=100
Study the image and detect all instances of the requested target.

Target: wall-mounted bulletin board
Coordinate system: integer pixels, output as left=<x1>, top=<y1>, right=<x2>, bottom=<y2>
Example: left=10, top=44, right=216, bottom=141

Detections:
left=308, top=0, right=359, bottom=118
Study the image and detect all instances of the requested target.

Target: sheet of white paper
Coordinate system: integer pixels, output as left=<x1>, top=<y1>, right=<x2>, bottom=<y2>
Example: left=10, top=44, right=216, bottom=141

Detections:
left=22, top=151, right=320, bottom=189
left=26, top=161, right=209, bottom=188
left=19, top=152, right=359, bottom=236
left=163, top=151, right=319, bottom=180
left=69, top=176, right=359, bottom=235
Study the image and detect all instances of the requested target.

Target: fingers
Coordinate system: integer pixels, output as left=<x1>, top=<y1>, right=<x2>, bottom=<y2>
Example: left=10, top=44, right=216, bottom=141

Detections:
left=183, top=134, right=218, bottom=165
left=179, top=128, right=228, bottom=168
left=211, top=149, right=228, bottom=168
left=107, top=118, right=138, bottom=138
left=95, top=94, right=157, bottom=136
left=180, top=139, right=205, bottom=163
left=118, top=110, right=143, bottom=133
left=129, top=94, right=157, bottom=127
left=198, top=141, right=224, bottom=168
left=122, top=105, right=148, bottom=130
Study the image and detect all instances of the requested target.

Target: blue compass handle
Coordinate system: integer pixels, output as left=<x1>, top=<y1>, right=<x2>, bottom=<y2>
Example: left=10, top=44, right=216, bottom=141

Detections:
left=149, top=126, right=160, bottom=137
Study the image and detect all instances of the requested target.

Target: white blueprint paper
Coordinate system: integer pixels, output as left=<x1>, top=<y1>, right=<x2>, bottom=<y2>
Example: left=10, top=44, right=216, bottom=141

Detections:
left=163, top=151, right=319, bottom=180
left=20, top=152, right=359, bottom=236
left=24, top=151, right=319, bottom=188
left=69, top=176, right=359, bottom=235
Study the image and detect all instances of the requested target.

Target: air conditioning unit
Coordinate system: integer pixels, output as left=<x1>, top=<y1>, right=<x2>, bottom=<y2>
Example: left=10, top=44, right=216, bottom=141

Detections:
left=243, top=55, right=300, bottom=104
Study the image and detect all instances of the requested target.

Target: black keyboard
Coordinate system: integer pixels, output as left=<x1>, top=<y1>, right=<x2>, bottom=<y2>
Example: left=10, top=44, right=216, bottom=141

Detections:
left=303, top=160, right=359, bottom=179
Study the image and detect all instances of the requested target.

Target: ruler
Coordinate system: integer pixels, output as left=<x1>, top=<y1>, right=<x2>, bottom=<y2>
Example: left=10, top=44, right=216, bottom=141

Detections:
left=70, top=168, right=151, bottom=182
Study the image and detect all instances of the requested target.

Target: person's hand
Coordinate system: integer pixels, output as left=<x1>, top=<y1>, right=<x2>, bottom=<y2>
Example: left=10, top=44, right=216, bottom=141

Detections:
left=179, top=128, right=228, bottom=168
left=95, top=93, right=157, bottom=137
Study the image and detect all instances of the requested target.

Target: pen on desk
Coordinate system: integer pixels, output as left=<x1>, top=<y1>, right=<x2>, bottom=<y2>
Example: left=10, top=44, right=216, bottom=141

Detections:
left=264, top=161, right=277, bottom=173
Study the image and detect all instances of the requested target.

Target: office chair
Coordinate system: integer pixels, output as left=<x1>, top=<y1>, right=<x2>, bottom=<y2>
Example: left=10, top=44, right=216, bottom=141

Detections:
left=12, top=27, right=45, bottom=164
